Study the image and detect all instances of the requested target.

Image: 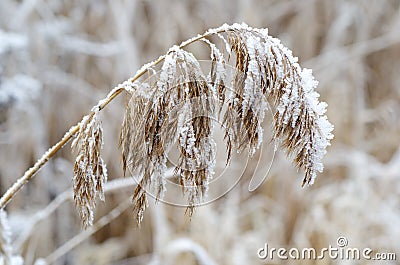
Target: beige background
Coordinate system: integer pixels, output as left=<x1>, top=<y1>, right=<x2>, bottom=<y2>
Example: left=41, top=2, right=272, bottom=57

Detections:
left=0, top=0, right=399, bottom=264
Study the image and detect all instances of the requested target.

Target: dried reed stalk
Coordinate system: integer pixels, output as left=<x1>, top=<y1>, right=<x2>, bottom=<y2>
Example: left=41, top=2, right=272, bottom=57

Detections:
left=0, top=23, right=333, bottom=227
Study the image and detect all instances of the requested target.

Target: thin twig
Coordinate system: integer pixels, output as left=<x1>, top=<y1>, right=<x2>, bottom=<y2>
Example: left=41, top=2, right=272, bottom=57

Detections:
left=165, top=238, right=219, bottom=265
left=15, top=169, right=175, bottom=250
left=305, top=30, right=400, bottom=70
left=44, top=198, right=132, bottom=264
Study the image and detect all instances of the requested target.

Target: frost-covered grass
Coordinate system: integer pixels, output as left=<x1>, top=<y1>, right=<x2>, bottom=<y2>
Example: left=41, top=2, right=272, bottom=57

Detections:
left=1, top=1, right=400, bottom=265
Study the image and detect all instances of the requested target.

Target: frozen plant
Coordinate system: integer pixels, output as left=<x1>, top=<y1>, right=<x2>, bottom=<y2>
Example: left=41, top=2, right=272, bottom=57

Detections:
left=0, top=23, right=333, bottom=226
left=0, top=210, right=23, bottom=265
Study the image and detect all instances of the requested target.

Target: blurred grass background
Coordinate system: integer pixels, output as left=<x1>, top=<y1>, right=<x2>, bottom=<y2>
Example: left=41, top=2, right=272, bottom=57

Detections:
left=1, top=0, right=399, bottom=264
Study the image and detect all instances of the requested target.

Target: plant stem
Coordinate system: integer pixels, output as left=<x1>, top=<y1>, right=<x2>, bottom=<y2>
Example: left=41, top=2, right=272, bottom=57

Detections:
left=0, top=87, right=126, bottom=210
left=0, top=28, right=224, bottom=209
left=44, top=198, right=132, bottom=264
left=0, top=124, right=79, bottom=209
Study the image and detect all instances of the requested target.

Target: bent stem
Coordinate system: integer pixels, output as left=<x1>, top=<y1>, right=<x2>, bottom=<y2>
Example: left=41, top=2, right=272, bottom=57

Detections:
left=0, top=88, right=123, bottom=209
left=0, top=28, right=225, bottom=209
left=0, top=123, right=79, bottom=209
left=44, top=198, right=132, bottom=265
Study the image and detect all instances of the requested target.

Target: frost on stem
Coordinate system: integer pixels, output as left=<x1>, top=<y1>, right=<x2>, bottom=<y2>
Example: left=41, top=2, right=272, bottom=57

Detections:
left=72, top=109, right=107, bottom=227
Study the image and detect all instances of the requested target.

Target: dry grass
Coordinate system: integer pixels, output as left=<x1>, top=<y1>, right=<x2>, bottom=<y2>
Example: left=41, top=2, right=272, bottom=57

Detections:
left=0, top=0, right=399, bottom=265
